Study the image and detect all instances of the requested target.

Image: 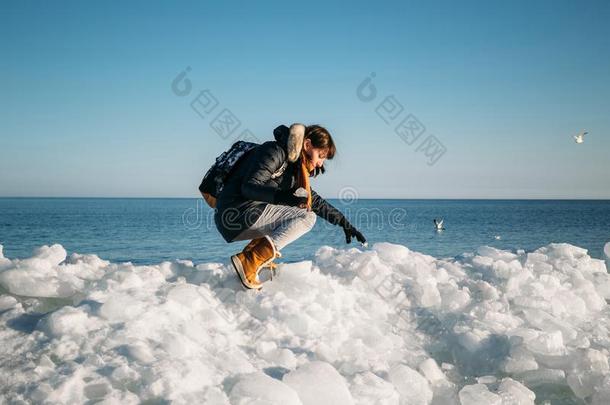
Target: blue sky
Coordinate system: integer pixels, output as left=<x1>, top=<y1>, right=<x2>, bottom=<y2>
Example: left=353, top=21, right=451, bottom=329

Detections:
left=1, top=0, right=609, bottom=198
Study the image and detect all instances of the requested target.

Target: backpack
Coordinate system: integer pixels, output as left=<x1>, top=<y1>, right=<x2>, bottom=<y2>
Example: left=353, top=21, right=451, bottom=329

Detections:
left=198, top=141, right=259, bottom=208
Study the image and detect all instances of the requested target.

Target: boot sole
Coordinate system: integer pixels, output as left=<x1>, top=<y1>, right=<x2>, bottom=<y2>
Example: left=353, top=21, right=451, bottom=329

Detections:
left=231, top=255, right=262, bottom=290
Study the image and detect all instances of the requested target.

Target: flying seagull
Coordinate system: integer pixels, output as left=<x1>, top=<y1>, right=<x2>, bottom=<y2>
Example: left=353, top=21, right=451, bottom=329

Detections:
left=574, top=130, right=588, bottom=144
left=433, top=218, right=445, bottom=231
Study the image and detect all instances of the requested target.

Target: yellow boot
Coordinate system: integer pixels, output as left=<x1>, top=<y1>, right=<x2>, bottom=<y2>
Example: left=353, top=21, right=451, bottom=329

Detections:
left=262, top=251, right=282, bottom=269
left=231, top=236, right=277, bottom=289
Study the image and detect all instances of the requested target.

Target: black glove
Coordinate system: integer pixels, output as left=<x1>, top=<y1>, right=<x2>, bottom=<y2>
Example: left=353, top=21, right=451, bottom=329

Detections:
left=340, top=220, right=366, bottom=244
left=274, top=188, right=308, bottom=208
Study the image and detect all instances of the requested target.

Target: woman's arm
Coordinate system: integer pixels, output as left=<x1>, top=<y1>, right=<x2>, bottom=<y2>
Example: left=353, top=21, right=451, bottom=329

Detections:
left=310, top=188, right=345, bottom=225
left=311, top=188, right=367, bottom=244
left=240, top=142, right=286, bottom=203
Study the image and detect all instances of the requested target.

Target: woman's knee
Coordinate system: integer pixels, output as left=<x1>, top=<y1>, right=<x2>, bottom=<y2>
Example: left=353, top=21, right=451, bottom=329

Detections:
left=303, top=211, right=317, bottom=230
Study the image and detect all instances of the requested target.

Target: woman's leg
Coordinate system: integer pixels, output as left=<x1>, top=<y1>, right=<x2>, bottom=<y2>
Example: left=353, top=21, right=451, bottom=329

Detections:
left=266, top=206, right=317, bottom=250
left=233, top=204, right=316, bottom=250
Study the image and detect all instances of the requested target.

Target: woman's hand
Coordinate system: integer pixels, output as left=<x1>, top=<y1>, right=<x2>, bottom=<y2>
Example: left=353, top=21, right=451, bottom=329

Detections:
left=341, top=222, right=367, bottom=244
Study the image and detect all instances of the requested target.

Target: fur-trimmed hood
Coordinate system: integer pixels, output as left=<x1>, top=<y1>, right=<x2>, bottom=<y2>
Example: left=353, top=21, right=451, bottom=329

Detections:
left=273, top=123, right=305, bottom=163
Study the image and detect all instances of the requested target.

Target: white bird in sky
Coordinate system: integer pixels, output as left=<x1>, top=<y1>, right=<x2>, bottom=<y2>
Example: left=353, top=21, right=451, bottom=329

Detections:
left=574, top=130, right=588, bottom=144
left=433, top=218, right=445, bottom=231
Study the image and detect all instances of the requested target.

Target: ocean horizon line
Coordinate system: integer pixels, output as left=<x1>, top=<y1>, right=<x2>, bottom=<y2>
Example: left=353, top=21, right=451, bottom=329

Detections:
left=1, top=196, right=609, bottom=201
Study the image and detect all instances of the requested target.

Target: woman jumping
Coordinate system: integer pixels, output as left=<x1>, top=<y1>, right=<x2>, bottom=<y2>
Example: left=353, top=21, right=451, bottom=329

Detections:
left=214, top=123, right=367, bottom=289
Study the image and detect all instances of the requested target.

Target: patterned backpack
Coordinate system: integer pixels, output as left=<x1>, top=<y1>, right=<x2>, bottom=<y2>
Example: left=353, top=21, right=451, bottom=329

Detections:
left=198, top=141, right=259, bottom=208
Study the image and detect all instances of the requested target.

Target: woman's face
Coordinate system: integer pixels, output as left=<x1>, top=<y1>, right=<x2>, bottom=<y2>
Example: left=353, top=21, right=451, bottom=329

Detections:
left=303, top=139, right=328, bottom=172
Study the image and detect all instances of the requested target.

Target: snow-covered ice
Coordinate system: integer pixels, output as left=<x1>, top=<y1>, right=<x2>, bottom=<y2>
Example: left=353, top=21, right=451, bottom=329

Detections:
left=1, top=241, right=609, bottom=404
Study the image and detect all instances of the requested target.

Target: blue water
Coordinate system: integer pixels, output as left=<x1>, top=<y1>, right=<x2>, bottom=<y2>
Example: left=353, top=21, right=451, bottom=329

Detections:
left=0, top=198, right=609, bottom=264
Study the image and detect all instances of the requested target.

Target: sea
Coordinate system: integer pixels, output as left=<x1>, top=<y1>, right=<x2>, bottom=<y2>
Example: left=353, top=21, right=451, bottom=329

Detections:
left=1, top=198, right=608, bottom=264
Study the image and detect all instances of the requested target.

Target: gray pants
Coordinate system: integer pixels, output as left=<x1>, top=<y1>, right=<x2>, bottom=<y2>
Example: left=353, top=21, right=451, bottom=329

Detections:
left=233, top=204, right=317, bottom=250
